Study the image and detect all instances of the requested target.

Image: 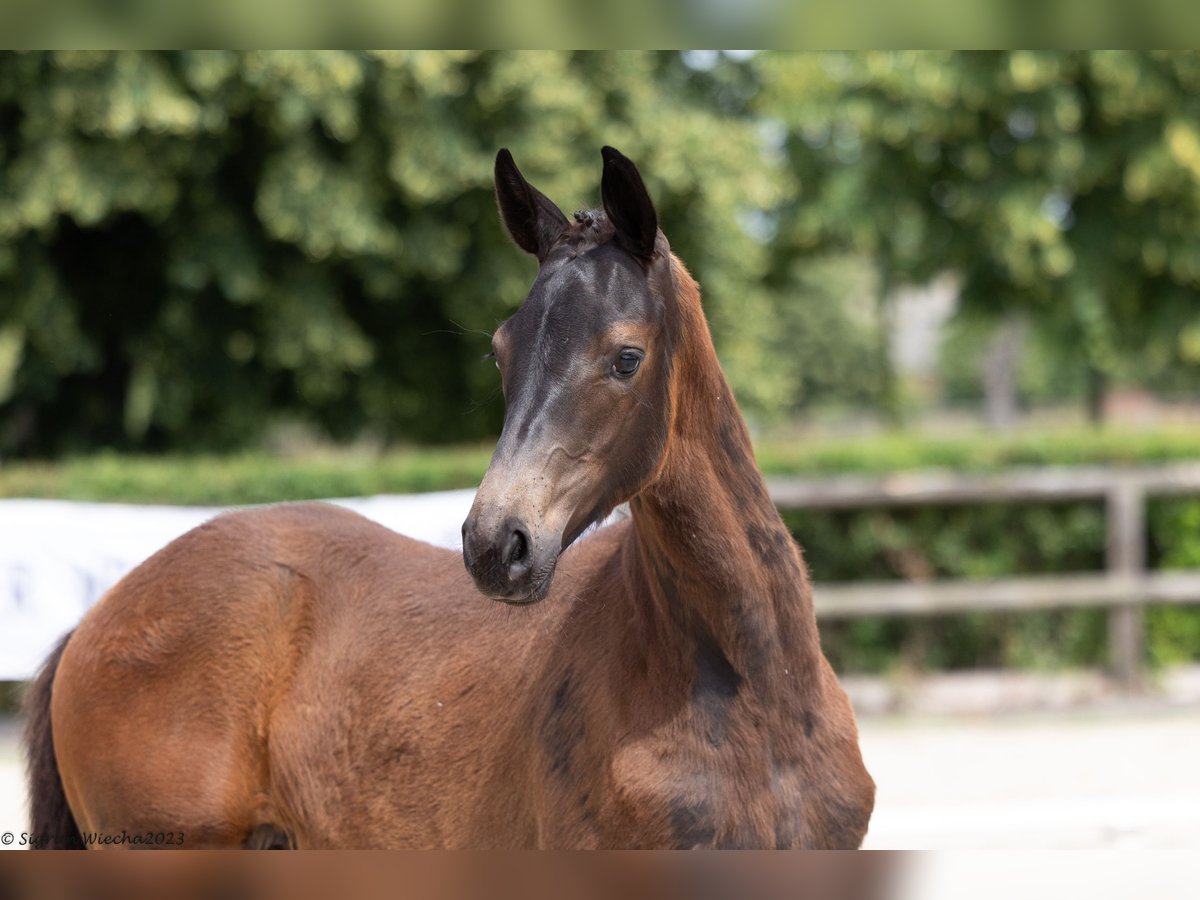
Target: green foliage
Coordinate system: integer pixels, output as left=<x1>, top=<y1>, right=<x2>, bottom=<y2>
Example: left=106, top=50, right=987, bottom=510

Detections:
left=937, top=312, right=1090, bottom=406
left=5, top=51, right=1200, bottom=455
left=786, top=502, right=1105, bottom=584
left=0, top=50, right=796, bottom=455
left=758, top=51, right=1200, bottom=406
left=1147, top=498, right=1200, bottom=666
left=0, top=680, right=21, bottom=715
left=0, top=445, right=494, bottom=504
left=787, top=502, right=1112, bottom=672
left=756, top=424, right=1200, bottom=475
left=757, top=254, right=885, bottom=417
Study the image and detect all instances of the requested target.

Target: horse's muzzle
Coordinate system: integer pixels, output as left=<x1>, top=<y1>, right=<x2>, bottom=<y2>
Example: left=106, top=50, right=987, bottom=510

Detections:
left=461, top=513, right=558, bottom=604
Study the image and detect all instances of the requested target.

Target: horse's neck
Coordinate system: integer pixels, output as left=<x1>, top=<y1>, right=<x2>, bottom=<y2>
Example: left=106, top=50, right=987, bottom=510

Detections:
left=622, top=272, right=822, bottom=702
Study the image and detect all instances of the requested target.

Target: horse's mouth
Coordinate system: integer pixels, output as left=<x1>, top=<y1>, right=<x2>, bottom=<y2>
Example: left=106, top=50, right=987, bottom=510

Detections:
left=491, top=594, right=543, bottom=606
left=488, top=568, right=556, bottom=606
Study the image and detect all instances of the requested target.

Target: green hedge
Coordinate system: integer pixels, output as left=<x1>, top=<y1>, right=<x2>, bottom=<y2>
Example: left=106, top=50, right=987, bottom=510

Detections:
left=755, top=426, right=1200, bottom=475
left=7, top=426, right=1200, bottom=504
left=792, top=499, right=1200, bottom=673
left=0, top=445, right=493, bottom=505
left=4, top=426, right=1200, bottom=674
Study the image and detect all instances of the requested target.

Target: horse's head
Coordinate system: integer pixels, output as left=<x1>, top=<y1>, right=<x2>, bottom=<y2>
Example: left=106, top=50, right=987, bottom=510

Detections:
left=462, top=147, right=677, bottom=604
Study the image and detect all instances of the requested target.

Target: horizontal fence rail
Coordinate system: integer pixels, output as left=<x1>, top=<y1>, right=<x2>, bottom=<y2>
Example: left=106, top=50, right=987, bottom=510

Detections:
left=765, top=461, right=1200, bottom=508
left=766, top=462, right=1200, bottom=690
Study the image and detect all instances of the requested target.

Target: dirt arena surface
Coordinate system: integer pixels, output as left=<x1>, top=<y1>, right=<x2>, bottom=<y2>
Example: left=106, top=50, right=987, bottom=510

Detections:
left=859, top=704, right=1200, bottom=849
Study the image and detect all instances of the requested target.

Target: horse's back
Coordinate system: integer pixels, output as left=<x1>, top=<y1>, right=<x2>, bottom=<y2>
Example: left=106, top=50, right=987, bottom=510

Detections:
left=51, top=501, right=468, bottom=847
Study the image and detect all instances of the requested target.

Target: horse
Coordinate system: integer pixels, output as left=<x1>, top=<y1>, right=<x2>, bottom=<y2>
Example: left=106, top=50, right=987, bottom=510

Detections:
left=24, top=146, right=874, bottom=849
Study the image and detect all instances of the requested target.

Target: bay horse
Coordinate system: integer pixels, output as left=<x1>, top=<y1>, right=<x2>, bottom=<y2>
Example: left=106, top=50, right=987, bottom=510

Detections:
left=24, top=147, right=874, bottom=849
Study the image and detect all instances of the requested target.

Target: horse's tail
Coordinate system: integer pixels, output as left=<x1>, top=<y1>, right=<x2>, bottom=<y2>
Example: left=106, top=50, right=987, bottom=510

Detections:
left=23, top=630, right=84, bottom=849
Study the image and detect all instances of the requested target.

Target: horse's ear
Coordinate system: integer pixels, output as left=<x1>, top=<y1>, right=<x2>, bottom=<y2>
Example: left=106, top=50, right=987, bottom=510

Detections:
left=494, top=149, right=569, bottom=263
left=600, top=146, right=658, bottom=261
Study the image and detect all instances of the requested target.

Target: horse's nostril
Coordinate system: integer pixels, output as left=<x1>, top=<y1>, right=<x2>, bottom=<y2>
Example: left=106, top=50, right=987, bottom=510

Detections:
left=460, top=522, right=474, bottom=567
left=503, top=527, right=530, bottom=569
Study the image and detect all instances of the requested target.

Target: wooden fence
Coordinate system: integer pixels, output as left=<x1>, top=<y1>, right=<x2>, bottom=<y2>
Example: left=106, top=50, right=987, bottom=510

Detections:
left=766, top=462, right=1200, bottom=690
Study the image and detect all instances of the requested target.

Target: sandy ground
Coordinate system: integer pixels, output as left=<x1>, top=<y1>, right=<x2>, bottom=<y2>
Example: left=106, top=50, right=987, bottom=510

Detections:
left=859, top=704, right=1200, bottom=849
left=1, top=702, right=1198, bottom=851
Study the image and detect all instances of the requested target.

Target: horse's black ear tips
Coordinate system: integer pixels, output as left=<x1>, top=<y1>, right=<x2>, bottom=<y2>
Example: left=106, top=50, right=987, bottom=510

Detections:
left=600, top=146, right=629, bottom=169
left=495, top=148, right=518, bottom=179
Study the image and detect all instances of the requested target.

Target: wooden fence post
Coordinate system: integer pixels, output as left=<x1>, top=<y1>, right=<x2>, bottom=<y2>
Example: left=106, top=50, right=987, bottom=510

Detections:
left=1106, top=480, right=1146, bottom=691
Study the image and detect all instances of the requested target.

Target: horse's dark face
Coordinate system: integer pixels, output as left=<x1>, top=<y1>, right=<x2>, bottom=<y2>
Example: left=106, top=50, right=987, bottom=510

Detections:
left=462, top=148, right=676, bottom=604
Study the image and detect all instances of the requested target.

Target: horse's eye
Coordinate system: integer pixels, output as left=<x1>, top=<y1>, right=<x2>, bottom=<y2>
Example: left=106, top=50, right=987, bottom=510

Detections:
left=613, top=349, right=643, bottom=377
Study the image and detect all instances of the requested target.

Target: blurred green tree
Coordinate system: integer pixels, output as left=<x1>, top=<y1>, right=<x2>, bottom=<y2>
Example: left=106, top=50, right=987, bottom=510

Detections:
left=13, top=51, right=1196, bottom=456
left=758, top=51, right=1200, bottom=421
left=0, top=50, right=795, bottom=455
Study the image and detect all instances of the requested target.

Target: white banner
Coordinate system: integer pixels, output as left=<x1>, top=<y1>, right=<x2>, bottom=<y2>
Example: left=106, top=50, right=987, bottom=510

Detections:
left=0, top=491, right=476, bottom=681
